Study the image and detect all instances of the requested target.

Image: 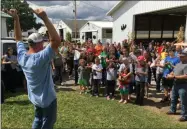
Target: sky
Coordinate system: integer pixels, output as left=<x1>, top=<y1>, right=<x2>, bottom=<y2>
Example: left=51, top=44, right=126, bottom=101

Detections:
left=27, top=1, right=118, bottom=23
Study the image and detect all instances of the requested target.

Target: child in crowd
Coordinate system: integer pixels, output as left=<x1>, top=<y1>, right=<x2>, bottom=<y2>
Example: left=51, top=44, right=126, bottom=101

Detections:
left=78, top=59, right=90, bottom=94
left=135, top=56, right=148, bottom=106
left=118, top=67, right=131, bottom=104
left=92, top=57, right=103, bottom=97
left=106, top=62, right=117, bottom=100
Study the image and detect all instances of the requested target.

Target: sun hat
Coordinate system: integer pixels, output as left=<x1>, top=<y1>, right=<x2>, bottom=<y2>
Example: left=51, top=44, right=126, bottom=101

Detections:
left=27, top=33, right=44, bottom=44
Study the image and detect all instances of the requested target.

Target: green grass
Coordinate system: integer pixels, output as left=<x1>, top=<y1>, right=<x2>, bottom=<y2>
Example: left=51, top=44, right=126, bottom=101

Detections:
left=2, top=90, right=187, bottom=128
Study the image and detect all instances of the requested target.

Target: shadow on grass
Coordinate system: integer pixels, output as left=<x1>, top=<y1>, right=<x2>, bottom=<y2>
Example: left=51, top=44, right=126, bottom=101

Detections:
left=55, top=87, right=76, bottom=92
left=5, top=90, right=27, bottom=100
left=4, top=100, right=30, bottom=105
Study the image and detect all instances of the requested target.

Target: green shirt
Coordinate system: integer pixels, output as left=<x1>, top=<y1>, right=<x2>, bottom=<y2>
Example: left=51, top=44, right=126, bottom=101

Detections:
left=100, top=51, right=108, bottom=68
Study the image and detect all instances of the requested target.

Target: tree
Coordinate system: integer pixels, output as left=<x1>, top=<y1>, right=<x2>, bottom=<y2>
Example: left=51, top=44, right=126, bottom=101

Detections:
left=66, top=32, right=72, bottom=42
left=1, top=0, right=42, bottom=32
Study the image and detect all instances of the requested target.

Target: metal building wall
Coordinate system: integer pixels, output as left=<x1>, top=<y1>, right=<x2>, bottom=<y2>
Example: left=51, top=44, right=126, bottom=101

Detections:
left=112, top=1, right=187, bottom=43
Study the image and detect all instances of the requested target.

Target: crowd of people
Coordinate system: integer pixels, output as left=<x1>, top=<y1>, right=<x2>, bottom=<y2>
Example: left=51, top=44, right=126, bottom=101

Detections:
left=52, top=39, right=187, bottom=121
left=1, top=9, right=187, bottom=129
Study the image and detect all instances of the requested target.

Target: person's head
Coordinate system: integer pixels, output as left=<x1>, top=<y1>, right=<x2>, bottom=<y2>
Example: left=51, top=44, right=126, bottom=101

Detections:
left=122, top=48, right=129, bottom=56
left=179, top=48, right=187, bottom=63
left=102, top=46, right=107, bottom=52
left=122, top=67, right=129, bottom=74
left=27, top=33, right=44, bottom=52
left=6, top=47, right=13, bottom=56
left=95, top=57, right=100, bottom=65
left=108, top=62, right=115, bottom=68
left=176, top=45, right=182, bottom=52
left=138, top=56, right=146, bottom=66
left=79, top=59, right=86, bottom=66
left=122, top=58, right=129, bottom=65
left=168, top=47, right=176, bottom=57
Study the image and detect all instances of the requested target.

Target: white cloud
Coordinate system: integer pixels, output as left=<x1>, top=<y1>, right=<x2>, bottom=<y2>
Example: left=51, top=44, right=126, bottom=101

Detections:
left=27, top=1, right=117, bottom=22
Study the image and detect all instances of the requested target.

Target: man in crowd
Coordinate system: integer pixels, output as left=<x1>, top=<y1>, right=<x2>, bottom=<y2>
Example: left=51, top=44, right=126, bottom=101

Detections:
left=161, top=47, right=180, bottom=102
left=166, top=47, right=187, bottom=122
left=5, top=8, right=61, bottom=128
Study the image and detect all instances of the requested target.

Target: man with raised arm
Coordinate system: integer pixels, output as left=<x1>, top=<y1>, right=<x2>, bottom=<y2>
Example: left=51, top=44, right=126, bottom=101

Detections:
left=5, top=8, right=61, bottom=129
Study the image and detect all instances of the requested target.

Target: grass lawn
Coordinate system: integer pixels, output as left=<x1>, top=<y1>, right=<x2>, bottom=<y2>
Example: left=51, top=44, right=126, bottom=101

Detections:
left=1, top=90, right=187, bottom=128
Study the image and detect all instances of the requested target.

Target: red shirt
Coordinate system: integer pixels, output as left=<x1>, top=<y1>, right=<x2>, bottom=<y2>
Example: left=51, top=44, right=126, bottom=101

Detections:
left=157, top=46, right=163, bottom=55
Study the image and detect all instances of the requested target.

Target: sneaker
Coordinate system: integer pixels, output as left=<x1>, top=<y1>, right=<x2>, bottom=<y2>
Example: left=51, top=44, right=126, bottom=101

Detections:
left=166, top=111, right=176, bottom=115
left=123, top=100, right=128, bottom=104
left=119, top=99, right=124, bottom=103
left=80, top=92, right=82, bottom=95
left=111, top=97, right=115, bottom=100
left=96, top=95, right=99, bottom=98
left=107, top=96, right=110, bottom=100
left=178, top=117, right=187, bottom=122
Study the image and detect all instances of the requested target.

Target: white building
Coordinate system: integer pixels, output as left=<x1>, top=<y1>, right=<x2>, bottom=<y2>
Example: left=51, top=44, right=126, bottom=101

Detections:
left=80, top=21, right=113, bottom=44
left=1, top=11, right=11, bottom=38
left=107, top=1, right=187, bottom=43
left=56, top=20, right=88, bottom=42
left=9, top=28, right=37, bottom=38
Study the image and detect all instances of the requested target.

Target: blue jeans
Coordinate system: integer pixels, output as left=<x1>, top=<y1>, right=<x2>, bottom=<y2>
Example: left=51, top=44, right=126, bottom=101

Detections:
left=32, top=99, right=57, bottom=129
left=170, top=83, right=187, bottom=119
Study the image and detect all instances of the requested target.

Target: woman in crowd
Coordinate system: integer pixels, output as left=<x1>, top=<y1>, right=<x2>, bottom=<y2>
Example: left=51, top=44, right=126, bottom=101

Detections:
left=2, top=47, right=18, bottom=93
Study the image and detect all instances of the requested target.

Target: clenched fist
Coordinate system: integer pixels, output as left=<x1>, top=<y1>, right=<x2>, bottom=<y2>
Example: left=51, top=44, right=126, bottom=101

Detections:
left=3, top=9, right=18, bottom=19
left=32, top=8, right=47, bottom=20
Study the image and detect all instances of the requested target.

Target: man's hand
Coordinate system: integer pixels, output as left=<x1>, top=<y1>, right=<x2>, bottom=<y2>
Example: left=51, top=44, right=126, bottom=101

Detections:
left=4, top=9, right=18, bottom=19
left=166, top=74, right=174, bottom=79
left=32, top=8, right=47, bottom=20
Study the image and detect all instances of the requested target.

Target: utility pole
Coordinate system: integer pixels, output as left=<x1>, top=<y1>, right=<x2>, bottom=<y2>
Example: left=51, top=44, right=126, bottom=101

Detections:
left=73, top=0, right=77, bottom=43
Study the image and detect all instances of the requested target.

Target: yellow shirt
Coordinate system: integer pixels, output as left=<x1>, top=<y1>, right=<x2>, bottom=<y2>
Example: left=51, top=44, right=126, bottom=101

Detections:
left=161, top=52, right=168, bottom=60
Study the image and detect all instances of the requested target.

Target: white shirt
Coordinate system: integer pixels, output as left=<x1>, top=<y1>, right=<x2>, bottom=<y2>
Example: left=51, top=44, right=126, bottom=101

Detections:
left=92, top=64, right=103, bottom=79
left=156, top=60, right=165, bottom=74
left=74, top=50, right=80, bottom=60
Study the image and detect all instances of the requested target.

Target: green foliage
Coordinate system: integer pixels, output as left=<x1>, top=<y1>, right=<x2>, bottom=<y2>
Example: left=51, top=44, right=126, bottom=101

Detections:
left=1, top=0, right=43, bottom=32
left=66, top=32, right=72, bottom=42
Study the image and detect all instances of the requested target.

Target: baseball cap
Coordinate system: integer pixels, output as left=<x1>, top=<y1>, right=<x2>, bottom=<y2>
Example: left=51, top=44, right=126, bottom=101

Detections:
left=137, top=56, right=145, bottom=61
left=28, top=33, right=43, bottom=44
left=179, top=48, right=187, bottom=57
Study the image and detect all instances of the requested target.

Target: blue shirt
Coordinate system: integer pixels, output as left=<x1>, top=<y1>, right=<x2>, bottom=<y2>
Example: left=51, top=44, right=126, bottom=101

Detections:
left=17, top=41, right=56, bottom=108
left=163, top=56, right=180, bottom=78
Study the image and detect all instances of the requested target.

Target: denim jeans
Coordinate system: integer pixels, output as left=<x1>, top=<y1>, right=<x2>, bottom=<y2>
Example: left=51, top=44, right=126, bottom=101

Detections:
left=32, top=99, right=57, bottom=129
left=170, top=83, right=187, bottom=119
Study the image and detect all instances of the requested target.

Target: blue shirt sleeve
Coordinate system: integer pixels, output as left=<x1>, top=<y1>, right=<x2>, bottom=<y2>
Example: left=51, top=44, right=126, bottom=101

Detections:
left=37, top=44, right=55, bottom=64
left=17, top=41, right=27, bottom=60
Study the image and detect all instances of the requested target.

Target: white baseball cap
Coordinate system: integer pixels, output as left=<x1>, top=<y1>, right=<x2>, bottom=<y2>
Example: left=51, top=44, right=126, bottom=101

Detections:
left=28, top=33, right=43, bottom=44
left=179, top=48, right=187, bottom=57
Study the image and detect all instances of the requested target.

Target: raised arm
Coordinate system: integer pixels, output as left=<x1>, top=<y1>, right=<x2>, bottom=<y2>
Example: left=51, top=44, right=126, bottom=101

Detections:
left=4, top=9, right=22, bottom=42
left=32, top=8, right=61, bottom=52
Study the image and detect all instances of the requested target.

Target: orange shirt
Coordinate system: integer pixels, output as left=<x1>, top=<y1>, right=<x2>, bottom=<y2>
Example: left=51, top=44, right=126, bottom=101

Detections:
left=95, top=45, right=103, bottom=56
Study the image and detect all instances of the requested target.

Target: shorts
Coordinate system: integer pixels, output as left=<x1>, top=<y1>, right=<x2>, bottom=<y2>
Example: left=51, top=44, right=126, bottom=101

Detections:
left=119, top=86, right=129, bottom=95
left=78, top=79, right=88, bottom=86
left=162, top=77, right=173, bottom=89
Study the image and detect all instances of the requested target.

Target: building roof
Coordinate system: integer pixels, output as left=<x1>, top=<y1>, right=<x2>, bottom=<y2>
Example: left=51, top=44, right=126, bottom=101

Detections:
left=89, top=21, right=113, bottom=28
left=1, top=11, right=12, bottom=18
left=106, top=1, right=124, bottom=16
left=63, top=19, right=88, bottom=31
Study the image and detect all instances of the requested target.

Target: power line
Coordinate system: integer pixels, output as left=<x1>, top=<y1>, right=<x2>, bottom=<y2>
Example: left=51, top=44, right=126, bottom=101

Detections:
left=81, top=1, right=108, bottom=12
